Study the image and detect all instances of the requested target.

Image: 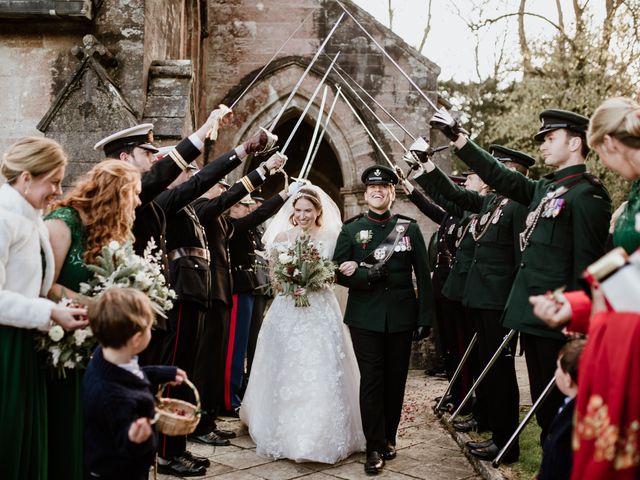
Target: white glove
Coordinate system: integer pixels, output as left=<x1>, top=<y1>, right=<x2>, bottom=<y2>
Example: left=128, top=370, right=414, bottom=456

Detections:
left=265, top=152, right=287, bottom=172
left=206, top=104, right=233, bottom=141
left=287, top=180, right=306, bottom=197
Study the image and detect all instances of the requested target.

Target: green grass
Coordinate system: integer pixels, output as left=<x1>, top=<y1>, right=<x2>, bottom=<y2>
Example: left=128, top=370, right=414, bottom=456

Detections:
left=464, top=407, right=542, bottom=479
left=511, top=407, right=543, bottom=479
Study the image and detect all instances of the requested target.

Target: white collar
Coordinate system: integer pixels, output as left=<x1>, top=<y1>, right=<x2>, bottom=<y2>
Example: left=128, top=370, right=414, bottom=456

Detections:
left=0, top=183, right=42, bottom=221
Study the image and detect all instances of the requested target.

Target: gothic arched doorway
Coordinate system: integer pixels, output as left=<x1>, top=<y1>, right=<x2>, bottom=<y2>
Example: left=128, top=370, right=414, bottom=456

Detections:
left=245, top=113, right=344, bottom=213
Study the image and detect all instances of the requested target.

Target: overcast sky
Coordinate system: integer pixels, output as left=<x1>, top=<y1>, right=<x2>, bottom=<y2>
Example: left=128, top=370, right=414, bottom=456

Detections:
left=351, top=0, right=605, bottom=82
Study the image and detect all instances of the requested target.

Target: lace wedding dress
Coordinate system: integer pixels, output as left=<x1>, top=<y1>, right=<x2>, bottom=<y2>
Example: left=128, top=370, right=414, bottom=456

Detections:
left=239, top=231, right=366, bottom=463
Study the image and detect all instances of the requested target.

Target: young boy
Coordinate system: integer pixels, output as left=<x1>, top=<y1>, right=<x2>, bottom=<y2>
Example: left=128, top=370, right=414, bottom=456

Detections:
left=538, top=339, right=586, bottom=480
left=83, top=287, right=186, bottom=479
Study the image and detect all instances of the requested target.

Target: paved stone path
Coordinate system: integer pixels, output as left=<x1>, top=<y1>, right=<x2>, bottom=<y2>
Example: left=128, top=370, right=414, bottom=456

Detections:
left=158, top=370, right=481, bottom=480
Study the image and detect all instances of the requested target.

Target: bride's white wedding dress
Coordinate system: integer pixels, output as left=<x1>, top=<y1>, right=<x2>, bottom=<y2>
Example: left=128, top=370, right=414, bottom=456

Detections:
left=239, top=231, right=366, bottom=463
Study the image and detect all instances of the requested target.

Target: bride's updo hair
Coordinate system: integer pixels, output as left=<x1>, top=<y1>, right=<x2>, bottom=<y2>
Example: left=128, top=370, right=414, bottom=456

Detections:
left=289, top=187, right=323, bottom=227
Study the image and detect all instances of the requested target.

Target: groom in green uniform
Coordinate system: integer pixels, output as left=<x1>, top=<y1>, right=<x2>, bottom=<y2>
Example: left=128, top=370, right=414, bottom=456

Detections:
left=333, top=165, right=436, bottom=475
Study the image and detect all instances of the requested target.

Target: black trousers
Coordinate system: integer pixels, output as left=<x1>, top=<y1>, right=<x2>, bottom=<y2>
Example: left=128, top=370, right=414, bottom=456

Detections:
left=348, top=327, right=413, bottom=454
left=471, top=308, right=520, bottom=451
left=246, top=294, right=268, bottom=379
left=521, top=333, right=566, bottom=445
left=160, top=300, right=205, bottom=458
left=192, top=300, right=230, bottom=433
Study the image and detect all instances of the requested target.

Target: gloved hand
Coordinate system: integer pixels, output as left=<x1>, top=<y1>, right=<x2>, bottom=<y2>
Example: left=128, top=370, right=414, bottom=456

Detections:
left=429, top=107, right=467, bottom=142
left=400, top=178, right=414, bottom=194
left=264, top=152, right=287, bottom=173
left=413, top=325, right=431, bottom=341
left=205, top=104, right=233, bottom=141
left=367, top=262, right=389, bottom=284
left=243, top=128, right=278, bottom=155
left=287, top=180, right=306, bottom=197
left=403, top=152, right=422, bottom=172
left=408, top=136, right=430, bottom=162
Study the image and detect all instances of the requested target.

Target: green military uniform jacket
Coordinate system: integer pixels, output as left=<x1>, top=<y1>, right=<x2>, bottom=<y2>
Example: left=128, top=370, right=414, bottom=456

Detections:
left=417, top=166, right=528, bottom=310
left=414, top=174, right=476, bottom=304
left=456, top=140, right=611, bottom=339
left=333, top=209, right=435, bottom=332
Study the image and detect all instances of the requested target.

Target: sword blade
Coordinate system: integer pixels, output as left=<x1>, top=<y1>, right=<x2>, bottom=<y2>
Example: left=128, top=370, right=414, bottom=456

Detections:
left=335, top=0, right=438, bottom=111
left=302, top=85, right=342, bottom=180
left=229, top=7, right=318, bottom=110
left=331, top=66, right=407, bottom=152
left=298, top=85, right=328, bottom=180
left=281, top=52, right=341, bottom=155
left=337, top=89, right=394, bottom=169
left=331, top=60, right=416, bottom=141
left=268, top=12, right=345, bottom=132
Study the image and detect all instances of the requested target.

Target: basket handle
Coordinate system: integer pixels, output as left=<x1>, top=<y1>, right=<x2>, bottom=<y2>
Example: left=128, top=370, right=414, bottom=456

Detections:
left=156, top=377, right=201, bottom=412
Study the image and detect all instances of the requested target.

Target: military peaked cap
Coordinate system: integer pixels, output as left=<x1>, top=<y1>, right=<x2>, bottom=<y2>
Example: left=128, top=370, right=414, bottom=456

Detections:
left=94, top=123, right=159, bottom=157
left=534, top=109, right=589, bottom=142
left=489, top=144, right=536, bottom=169
left=361, top=165, right=399, bottom=185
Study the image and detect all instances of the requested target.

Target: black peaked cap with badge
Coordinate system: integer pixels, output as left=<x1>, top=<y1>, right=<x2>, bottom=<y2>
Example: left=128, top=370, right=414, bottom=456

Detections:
left=94, top=123, right=159, bottom=157
left=534, top=109, right=589, bottom=142
left=489, top=144, right=536, bottom=169
left=361, top=165, right=399, bottom=185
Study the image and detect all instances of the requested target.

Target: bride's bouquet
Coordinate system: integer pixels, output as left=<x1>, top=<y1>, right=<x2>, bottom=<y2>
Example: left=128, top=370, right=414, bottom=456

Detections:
left=271, top=233, right=336, bottom=307
left=79, top=239, right=176, bottom=318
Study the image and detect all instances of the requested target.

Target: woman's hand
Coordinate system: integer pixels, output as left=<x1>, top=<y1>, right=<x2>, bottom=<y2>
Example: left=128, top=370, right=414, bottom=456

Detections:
left=128, top=417, right=152, bottom=444
left=529, top=293, right=572, bottom=329
left=50, top=305, right=88, bottom=331
left=338, top=261, right=358, bottom=277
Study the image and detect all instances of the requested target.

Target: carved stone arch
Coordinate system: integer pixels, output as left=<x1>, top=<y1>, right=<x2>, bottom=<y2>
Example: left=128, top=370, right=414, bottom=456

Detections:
left=213, top=57, right=393, bottom=216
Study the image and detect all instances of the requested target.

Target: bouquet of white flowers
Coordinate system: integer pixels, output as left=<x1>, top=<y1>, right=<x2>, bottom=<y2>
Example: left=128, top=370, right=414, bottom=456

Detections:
left=35, top=298, right=93, bottom=378
left=79, top=239, right=176, bottom=318
left=271, top=233, right=336, bottom=307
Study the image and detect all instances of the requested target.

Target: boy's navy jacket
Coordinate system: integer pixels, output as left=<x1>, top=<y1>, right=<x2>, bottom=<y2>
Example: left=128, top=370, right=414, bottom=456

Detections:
left=538, top=397, right=575, bottom=480
left=83, top=346, right=177, bottom=479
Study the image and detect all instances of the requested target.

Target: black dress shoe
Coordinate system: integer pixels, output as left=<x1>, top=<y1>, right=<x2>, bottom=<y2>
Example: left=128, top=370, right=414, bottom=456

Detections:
left=157, top=456, right=206, bottom=477
left=465, top=438, right=494, bottom=450
left=364, top=451, right=385, bottom=475
left=382, top=442, right=396, bottom=460
left=189, top=431, right=231, bottom=446
left=453, top=417, right=488, bottom=433
left=181, top=450, right=211, bottom=468
left=469, top=443, right=519, bottom=464
left=213, top=427, right=236, bottom=439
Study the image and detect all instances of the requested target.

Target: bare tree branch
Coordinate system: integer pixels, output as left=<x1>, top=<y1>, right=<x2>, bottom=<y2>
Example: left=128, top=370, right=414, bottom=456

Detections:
left=518, top=0, right=532, bottom=74
left=417, top=0, right=434, bottom=53
left=473, top=11, right=576, bottom=49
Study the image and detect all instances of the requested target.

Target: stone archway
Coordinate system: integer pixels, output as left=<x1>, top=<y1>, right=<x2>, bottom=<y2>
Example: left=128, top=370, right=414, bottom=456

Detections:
left=213, top=59, right=391, bottom=218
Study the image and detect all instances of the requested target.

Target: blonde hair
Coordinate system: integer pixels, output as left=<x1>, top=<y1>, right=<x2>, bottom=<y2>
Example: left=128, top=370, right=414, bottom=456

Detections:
left=289, top=187, right=323, bottom=227
left=1, top=137, right=68, bottom=183
left=588, top=97, right=640, bottom=149
left=88, top=287, right=154, bottom=348
left=50, top=160, right=140, bottom=264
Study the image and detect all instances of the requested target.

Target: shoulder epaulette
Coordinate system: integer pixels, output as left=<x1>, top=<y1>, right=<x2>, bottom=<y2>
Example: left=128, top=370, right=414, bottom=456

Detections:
left=395, top=214, right=417, bottom=223
left=344, top=213, right=364, bottom=224
left=583, top=173, right=611, bottom=200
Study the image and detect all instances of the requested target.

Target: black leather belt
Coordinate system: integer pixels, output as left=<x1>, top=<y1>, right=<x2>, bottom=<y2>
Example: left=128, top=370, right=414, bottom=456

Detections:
left=436, top=252, right=453, bottom=266
left=168, top=247, right=210, bottom=263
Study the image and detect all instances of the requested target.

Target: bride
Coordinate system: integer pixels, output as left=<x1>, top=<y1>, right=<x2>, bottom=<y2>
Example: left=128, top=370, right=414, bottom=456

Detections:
left=239, top=185, right=365, bottom=463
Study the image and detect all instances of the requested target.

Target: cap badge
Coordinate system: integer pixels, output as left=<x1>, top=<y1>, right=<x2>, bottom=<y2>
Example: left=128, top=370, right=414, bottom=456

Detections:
left=373, top=247, right=387, bottom=260
left=374, top=169, right=381, bottom=176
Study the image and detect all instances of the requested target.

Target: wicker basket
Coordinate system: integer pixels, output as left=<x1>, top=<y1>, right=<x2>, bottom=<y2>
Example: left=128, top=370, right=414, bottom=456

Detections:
left=154, top=378, right=201, bottom=436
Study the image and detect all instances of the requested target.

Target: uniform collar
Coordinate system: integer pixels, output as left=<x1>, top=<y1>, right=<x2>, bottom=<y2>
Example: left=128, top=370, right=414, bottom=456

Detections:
left=367, top=210, right=392, bottom=222
left=544, top=163, right=586, bottom=182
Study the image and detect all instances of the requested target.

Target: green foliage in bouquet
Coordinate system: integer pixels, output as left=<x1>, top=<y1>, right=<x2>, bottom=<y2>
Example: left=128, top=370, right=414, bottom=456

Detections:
left=271, top=233, right=336, bottom=307
left=79, top=239, right=176, bottom=318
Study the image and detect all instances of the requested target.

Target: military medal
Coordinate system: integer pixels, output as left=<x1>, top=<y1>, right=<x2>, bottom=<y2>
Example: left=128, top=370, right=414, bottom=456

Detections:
left=480, top=213, right=490, bottom=225
left=491, top=211, right=501, bottom=224
left=396, top=225, right=406, bottom=233
left=373, top=247, right=387, bottom=260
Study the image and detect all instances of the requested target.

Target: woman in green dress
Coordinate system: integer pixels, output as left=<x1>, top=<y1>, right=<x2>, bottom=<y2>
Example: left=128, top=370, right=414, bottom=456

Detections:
left=0, top=137, right=87, bottom=480
left=44, top=159, right=141, bottom=480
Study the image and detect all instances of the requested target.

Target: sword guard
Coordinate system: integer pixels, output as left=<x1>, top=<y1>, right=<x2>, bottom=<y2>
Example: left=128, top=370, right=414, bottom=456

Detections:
left=256, top=127, right=278, bottom=155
